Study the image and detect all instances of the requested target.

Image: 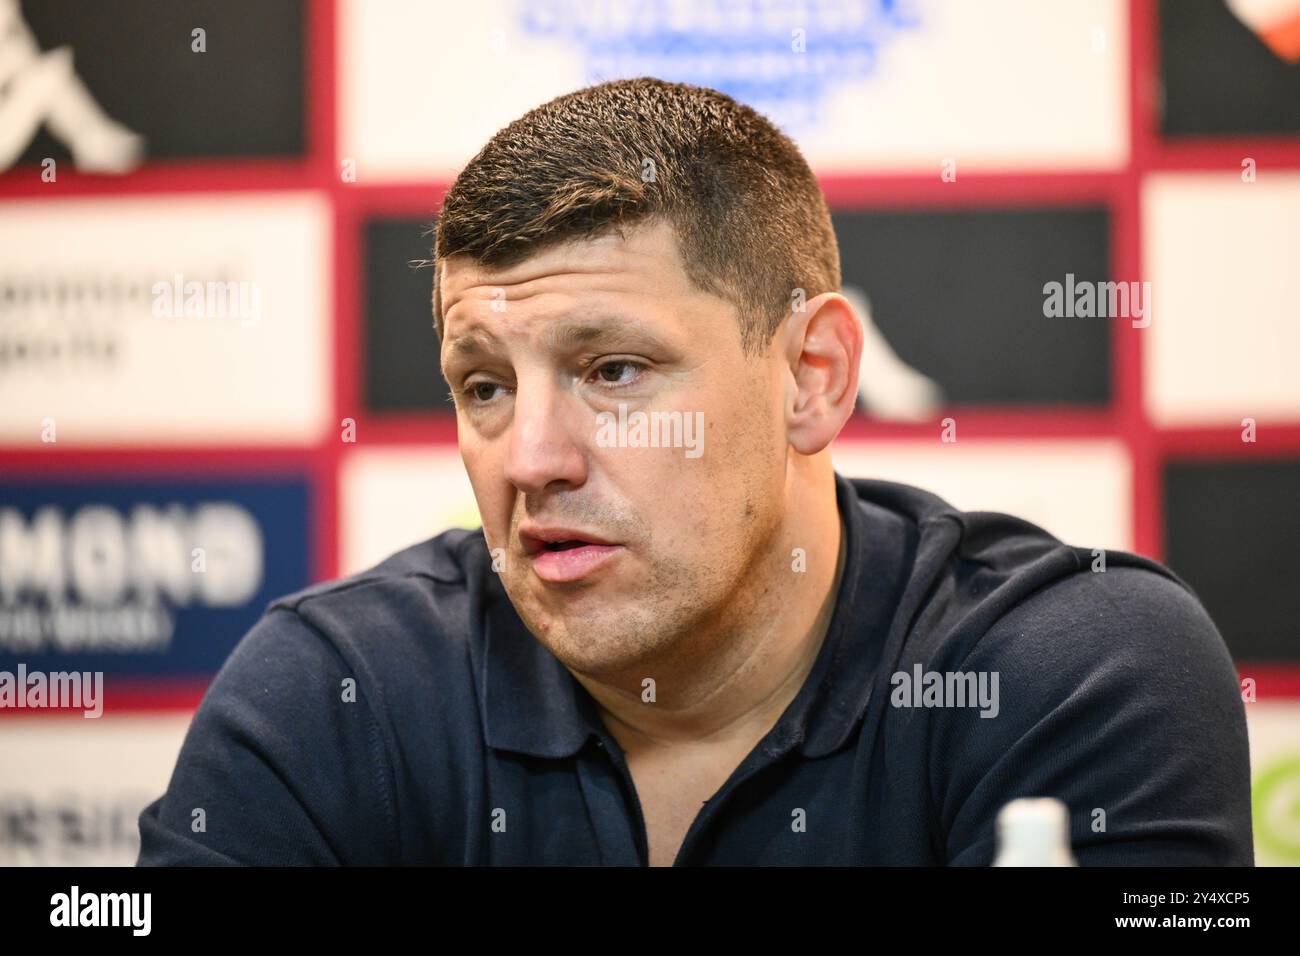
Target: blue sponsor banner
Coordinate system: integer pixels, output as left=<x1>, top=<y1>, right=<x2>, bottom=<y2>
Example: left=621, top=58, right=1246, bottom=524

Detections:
left=0, top=477, right=310, bottom=677
left=516, top=0, right=922, bottom=134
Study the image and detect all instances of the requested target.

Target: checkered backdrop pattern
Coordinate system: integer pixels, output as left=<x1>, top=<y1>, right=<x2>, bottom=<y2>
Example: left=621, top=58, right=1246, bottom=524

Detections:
left=1, top=0, right=1297, bottom=865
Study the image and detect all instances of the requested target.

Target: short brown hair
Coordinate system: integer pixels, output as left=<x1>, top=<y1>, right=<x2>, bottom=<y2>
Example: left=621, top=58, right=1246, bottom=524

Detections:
left=432, top=77, right=840, bottom=355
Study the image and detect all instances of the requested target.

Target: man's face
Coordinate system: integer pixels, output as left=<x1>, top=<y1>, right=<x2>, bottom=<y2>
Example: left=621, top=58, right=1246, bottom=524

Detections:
left=439, top=219, right=790, bottom=679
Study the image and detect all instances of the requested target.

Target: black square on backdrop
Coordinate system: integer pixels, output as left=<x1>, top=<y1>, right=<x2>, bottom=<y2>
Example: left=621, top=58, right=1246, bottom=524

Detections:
left=1165, top=458, right=1300, bottom=663
left=1159, top=0, right=1300, bottom=137
left=15, top=0, right=304, bottom=164
left=363, top=218, right=454, bottom=414
left=833, top=208, right=1112, bottom=407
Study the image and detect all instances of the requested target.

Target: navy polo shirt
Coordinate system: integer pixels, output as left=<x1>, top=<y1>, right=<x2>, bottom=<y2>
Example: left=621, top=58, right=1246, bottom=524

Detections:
left=136, top=472, right=1253, bottom=865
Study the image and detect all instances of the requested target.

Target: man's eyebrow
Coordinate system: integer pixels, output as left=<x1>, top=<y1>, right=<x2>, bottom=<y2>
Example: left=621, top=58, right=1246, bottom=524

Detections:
left=443, top=330, right=495, bottom=362
left=543, top=316, right=663, bottom=351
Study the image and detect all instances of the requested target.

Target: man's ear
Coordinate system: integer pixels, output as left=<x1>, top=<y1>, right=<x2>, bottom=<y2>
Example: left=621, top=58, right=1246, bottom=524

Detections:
left=780, top=292, right=863, bottom=456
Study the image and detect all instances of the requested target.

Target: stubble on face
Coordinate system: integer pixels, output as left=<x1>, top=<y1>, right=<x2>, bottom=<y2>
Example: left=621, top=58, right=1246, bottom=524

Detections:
left=497, top=362, right=787, bottom=686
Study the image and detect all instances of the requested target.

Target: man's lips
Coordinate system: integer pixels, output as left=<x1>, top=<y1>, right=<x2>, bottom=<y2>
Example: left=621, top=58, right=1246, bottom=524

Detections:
left=518, top=526, right=624, bottom=583
left=518, top=525, right=617, bottom=555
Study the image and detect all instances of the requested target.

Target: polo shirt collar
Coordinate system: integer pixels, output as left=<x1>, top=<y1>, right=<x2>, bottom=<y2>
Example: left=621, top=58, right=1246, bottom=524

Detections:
left=481, top=470, right=912, bottom=761
left=761, top=470, right=911, bottom=757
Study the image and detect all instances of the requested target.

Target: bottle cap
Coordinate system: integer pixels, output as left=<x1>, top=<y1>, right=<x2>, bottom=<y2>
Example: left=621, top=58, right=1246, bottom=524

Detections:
left=993, top=797, right=1076, bottom=866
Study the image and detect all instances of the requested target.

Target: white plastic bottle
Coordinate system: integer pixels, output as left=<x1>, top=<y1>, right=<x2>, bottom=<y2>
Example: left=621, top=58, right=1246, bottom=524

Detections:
left=992, top=797, right=1078, bottom=866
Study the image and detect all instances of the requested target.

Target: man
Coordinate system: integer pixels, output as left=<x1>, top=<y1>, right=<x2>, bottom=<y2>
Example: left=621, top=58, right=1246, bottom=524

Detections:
left=137, top=78, right=1253, bottom=866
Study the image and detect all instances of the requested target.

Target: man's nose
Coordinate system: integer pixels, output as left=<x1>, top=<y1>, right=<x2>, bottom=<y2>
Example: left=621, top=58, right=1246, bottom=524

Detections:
left=503, top=379, right=588, bottom=495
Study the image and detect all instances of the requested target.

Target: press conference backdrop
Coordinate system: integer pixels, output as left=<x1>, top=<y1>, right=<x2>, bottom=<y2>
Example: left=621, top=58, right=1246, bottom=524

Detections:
left=1, top=0, right=1298, bottom=866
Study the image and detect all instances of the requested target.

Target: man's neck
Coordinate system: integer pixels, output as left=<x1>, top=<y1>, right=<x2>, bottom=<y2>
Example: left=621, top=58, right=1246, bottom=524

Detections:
left=573, top=472, right=849, bottom=757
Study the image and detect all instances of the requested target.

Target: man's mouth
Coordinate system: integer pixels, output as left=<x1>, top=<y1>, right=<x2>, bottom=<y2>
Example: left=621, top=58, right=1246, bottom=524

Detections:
left=519, top=526, right=624, bottom=583
left=542, top=540, right=587, bottom=552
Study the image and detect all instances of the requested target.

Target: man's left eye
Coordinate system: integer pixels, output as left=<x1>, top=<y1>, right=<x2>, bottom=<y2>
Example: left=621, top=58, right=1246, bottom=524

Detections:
left=592, top=361, right=643, bottom=386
